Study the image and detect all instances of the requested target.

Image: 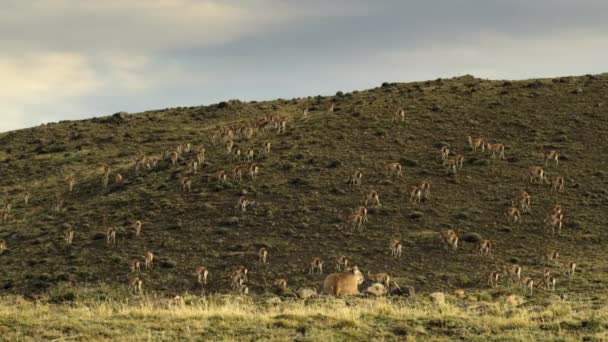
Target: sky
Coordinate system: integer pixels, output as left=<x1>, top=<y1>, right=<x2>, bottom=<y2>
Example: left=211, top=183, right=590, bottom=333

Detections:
left=1, top=0, right=607, bottom=132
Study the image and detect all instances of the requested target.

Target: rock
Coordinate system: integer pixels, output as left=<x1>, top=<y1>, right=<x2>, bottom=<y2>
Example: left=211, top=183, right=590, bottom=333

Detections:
left=297, top=288, right=317, bottom=299
left=91, top=232, right=105, bottom=240
left=365, top=283, right=388, bottom=296
left=505, top=295, right=523, bottom=306
left=264, top=296, right=282, bottom=305
left=409, top=211, right=424, bottom=219
left=460, top=232, right=482, bottom=243
left=430, top=292, right=445, bottom=305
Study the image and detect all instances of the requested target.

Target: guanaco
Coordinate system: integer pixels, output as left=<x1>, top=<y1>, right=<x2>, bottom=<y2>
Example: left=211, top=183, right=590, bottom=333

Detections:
left=347, top=212, right=364, bottom=231
left=386, top=163, right=403, bottom=178
left=235, top=195, right=249, bottom=212
left=486, top=143, right=506, bottom=159
left=521, top=277, right=534, bottom=295
left=445, top=159, right=458, bottom=174
left=66, top=174, right=76, bottom=192
left=505, top=207, right=521, bottom=224
left=540, top=249, right=559, bottom=265
left=303, top=108, right=309, bottom=119
left=363, top=190, right=381, bottom=207
left=488, top=270, right=501, bottom=288
left=232, top=166, right=243, bottom=183
left=419, top=180, right=431, bottom=199
left=0, top=240, right=5, bottom=254
left=527, top=166, right=545, bottom=184
left=133, top=220, right=142, bottom=238
left=309, top=257, right=323, bottom=275
left=106, top=227, right=116, bottom=246
left=476, top=239, right=495, bottom=256
left=438, top=229, right=458, bottom=251
left=355, top=206, right=368, bottom=223
left=263, top=142, right=271, bottom=154
left=145, top=251, right=154, bottom=270
left=390, top=239, right=402, bottom=258
left=171, top=151, right=179, bottom=165
left=131, top=260, right=141, bottom=273
left=544, top=211, right=563, bottom=235
left=216, top=170, right=228, bottom=185
left=328, top=103, right=335, bottom=114
left=409, top=185, right=422, bottom=204
left=393, top=108, right=405, bottom=123
left=259, top=247, right=268, bottom=264
left=181, top=177, right=192, bottom=192
left=559, top=260, right=576, bottom=278
left=348, top=170, right=363, bottom=186
left=248, top=164, right=259, bottom=180
left=542, top=149, right=559, bottom=166
left=114, top=173, right=123, bottom=185
left=512, top=191, right=531, bottom=213
left=196, top=266, right=209, bottom=285
left=455, top=155, right=465, bottom=169
left=23, top=192, right=31, bottom=206
left=129, top=277, right=143, bottom=294
left=246, top=148, right=255, bottom=162
left=503, top=264, right=522, bottom=284
left=65, top=227, right=74, bottom=246
left=367, top=271, right=391, bottom=287
left=440, top=146, right=450, bottom=162
left=547, top=176, right=565, bottom=192
left=335, top=255, right=349, bottom=272
left=468, top=136, right=485, bottom=152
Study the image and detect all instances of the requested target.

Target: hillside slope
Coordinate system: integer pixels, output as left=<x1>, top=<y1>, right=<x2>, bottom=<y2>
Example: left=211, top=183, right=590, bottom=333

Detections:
left=1, top=74, right=607, bottom=299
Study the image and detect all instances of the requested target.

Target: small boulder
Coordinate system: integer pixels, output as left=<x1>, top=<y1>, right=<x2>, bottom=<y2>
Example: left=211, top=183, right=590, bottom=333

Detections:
left=264, top=296, right=282, bottom=305
left=460, top=232, right=482, bottom=243
left=430, top=292, right=445, bottom=305
left=365, top=283, right=388, bottom=297
left=297, top=288, right=317, bottom=299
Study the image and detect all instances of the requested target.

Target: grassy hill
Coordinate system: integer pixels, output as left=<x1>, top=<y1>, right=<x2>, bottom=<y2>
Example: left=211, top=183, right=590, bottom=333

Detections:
left=1, top=73, right=607, bottom=303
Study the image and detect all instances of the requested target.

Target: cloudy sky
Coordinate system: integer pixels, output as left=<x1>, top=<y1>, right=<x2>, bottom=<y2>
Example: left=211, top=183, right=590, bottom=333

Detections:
left=1, top=0, right=607, bottom=132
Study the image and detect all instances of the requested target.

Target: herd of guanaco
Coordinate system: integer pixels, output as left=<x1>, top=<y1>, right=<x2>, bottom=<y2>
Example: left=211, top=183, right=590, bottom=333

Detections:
left=0, top=103, right=578, bottom=298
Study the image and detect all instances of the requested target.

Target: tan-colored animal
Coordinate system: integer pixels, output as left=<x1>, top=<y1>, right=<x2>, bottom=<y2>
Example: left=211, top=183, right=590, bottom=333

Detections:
left=551, top=204, right=563, bottom=216
left=181, top=177, right=192, bottom=192
left=0, top=239, right=6, bottom=254
left=245, top=148, right=255, bottom=162
left=273, top=278, right=288, bottom=290
left=355, top=206, right=368, bottom=223
left=390, top=239, right=402, bottom=258
left=486, top=143, right=506, bottom=159
left=23, top=192, right=31, bottom=206
left=322, top=270, right=364, bottom=296
left=232, top=149, right=242, bottom=161
left=226, top=140, right=234, bottom=154
left=541, top=249, right=559, bottom=265
left=527, top=166, right=545, bottom=184
left=505, top=207, right=521, bottom=224
left=114, top=173, right=124, bottom=185
left=65, top=227, right=74, bottom=246
left=145, top=251, right=154, bottom=270
left=196, top=266, right=209, bottom=285
left=440, top=146, right=450, bottom=162
left=303, top=108, right=309, bottom=119
left=235, top=195, right=249, bottom=212
left=309, top=257, right=323, bottom=275
left=544, top=211, right=563, bottom=235
left=363, top=190, right=381, bottom=207
left=335, top=255, right=349, bottom=272
left=538, top=269, right=557, bottom=291
left=547, top=176, right=565, bottom=192
left=503, top=264, right=522, bottom=284
left=392, top=108, right=405, bottom=123
left=559, top=260, right=576, bottom=278
left=328, top=103, right=335, bottom=114
left=3, top=199, right=12, bottom=215
left=66, top=174, right=76, bottom=192
left=347, top=212, right=364, bottom=231
left=248, top=164, right=259, bottom=180
left=543, top=149, right=559, bottom=166
left=129, top=277, right=143, bottom=294
left=216, top=170, right=228, bottom=185
left=419, top=180, right=431, bottom=199
left=264, top=141, right=271, bottom=154
left=171, top=151, right=179, bottom=165
left=438, top=229, right=459, bottom=251
left=259, top=247, right=268, bottom=264
left=488, top=270, right=501, bottom=288
left=102, top=173, right=110, bottom=189
left=133, top=220, right=142, bottom=238
left=409, top=185, right=422, bottom=204
left=191, top=160, right=199, bottom=175
left=197, top=148, right=206, bottom=164
left=521, top=277, right=534, bottom=295
left=348, top=171, right=363, bottom=186
left=445, top=159, right=458, bottom=174
left=468, top=136, right=485, bottom=152
left=476, top=239, right=495, bottom=256
left=455, top=155, right=464, bottom=169
left=106, top=227, right=116, bottom=246
left=511, top=191, right=531, bottom=213
left=232, top=166, right=243, bottom=183
left=131, top=260, right=141, bottom=273
left=367, top=271, right=390, bottom=287
left=52, top=193, right=63, bottom=212
left=386, top=163, right=403, bottom=178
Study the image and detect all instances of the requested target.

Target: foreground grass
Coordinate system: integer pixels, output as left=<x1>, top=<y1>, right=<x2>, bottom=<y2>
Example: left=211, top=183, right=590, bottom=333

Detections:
left=0, top=292, right=607, bottom=341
